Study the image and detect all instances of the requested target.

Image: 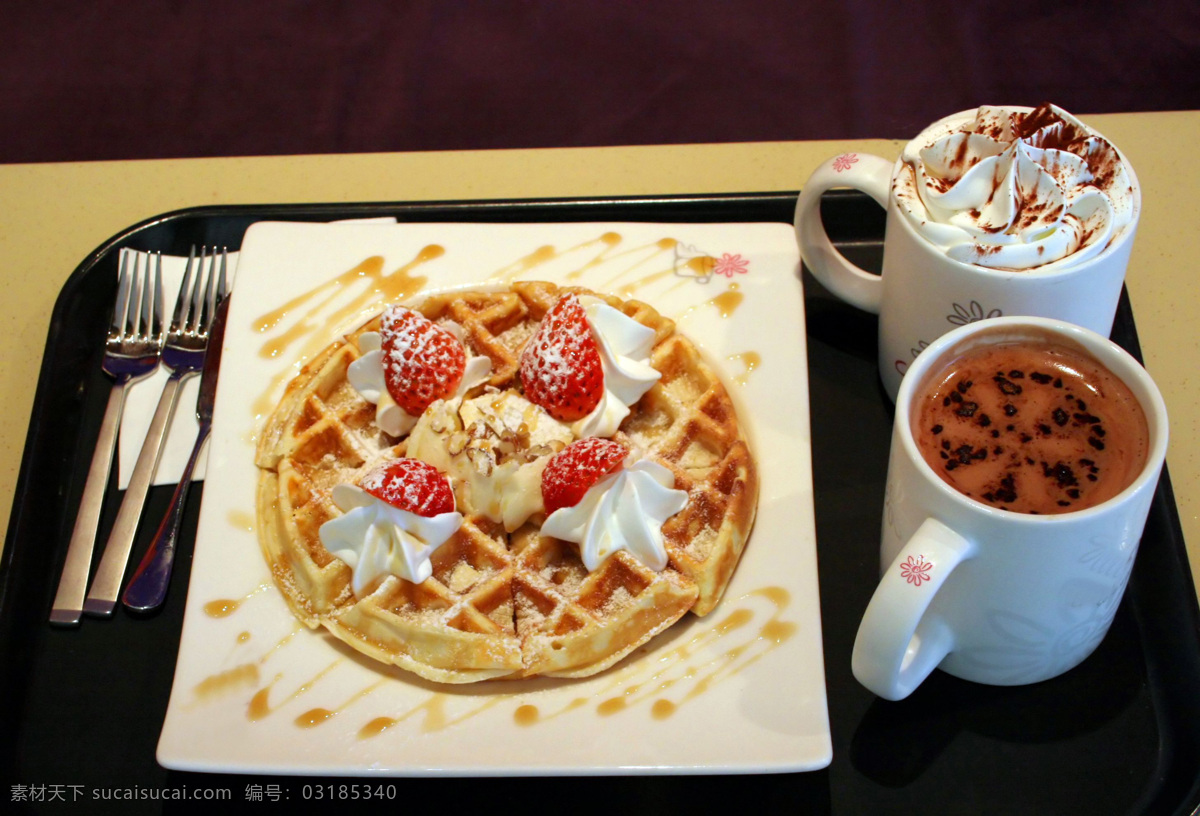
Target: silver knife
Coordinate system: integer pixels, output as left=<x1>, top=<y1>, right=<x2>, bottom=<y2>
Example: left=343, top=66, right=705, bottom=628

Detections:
left=121, top=288, right=231, bottom=613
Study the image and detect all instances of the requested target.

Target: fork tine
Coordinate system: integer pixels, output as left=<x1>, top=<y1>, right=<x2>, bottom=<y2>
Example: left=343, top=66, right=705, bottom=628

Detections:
left=125, top=252, right=144, bottom=338
left=172, top=246, right=197, bottom=331
left=184, top=247, right=204, bottom=334
left=191, top=247, right=215, bottom=333
left=150, top=252, right=164, bottom=343
left=137, top=253, right=155, bottom=340
left=112, top=251, right=133, bottom=336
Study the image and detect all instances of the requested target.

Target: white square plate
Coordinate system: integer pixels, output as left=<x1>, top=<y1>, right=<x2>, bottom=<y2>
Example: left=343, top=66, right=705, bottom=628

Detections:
left=157, top=219, right=830, bottom=775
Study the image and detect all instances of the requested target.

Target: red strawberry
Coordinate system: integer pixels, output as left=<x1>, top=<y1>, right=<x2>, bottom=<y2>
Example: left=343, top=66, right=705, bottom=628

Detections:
left=379, top=306, right=466, bottom=416
left=519, top=294, right=604, bottom=421
left=541, top=438, right=629, bottom=514
left=360, top=458, right=456, bottom=517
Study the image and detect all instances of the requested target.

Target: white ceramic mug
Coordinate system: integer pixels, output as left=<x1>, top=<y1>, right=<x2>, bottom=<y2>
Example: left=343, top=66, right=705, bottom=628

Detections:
left=794, top=106, right=1141, bottom=402
left=851, top=316, right=1168, bottom=701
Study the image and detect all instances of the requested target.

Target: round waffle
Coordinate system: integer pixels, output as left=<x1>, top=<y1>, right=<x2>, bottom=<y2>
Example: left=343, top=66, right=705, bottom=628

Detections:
left=255, top=281, right=758, bottom=683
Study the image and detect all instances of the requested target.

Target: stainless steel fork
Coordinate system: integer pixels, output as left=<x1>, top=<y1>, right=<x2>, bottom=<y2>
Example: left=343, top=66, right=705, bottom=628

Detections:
left=123, top=249, right=229, bottom=613
left=84, top=247, right=225, bottom=617
left=50, top=251, right=164, bottom=626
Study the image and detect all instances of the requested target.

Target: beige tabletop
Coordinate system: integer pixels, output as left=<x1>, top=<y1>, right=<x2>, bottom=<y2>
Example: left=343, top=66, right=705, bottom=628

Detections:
left=1, top=111, right=1197, bottom=599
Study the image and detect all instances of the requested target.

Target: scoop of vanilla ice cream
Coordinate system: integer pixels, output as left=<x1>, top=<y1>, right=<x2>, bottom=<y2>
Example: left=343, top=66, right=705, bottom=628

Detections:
left=407, top=391, right=575, bottom=531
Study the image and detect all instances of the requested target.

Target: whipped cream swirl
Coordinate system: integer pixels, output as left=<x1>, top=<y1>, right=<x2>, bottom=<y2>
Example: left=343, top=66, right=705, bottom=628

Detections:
left=319, top=483, right=463, bottom=594
left=540, top=459, right=688, bottom=572
left=347, top=321, right=492, bottom=437
left=894, top=104, right=1137, bottom=271
left=573, top=296, right=661, bottom=438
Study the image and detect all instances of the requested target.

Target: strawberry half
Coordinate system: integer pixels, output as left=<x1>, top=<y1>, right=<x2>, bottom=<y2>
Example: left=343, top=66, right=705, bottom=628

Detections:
left=360, top=458, right=456, bottom=517
left=519, top=294, right=604, bottom=421
left=541, top=438, right=629, bottom=515
left=379, top=306, right=467, bottom=416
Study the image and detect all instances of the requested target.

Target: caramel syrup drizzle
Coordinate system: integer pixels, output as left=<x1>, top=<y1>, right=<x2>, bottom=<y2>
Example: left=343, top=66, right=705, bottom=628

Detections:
left=253, top=248, right=440, bottom=359
left=226, top=508, right=255, bottom=534
left=357, top=693, right=509, bottom=739
left=354, top=586, right=792, bottom=735
left=485, top=233, right=721, bottom=304
left=727, top=351, right=762, bottom=386
left=194, top=586, right=793, bottom=734
left=248, top=249, right=439, bottom=425
left=189, top=623, right=303, bottom=707
left=519, top=586, right=794, bottom=726
left=248, top=661, right=341, bottom=722
left=295, top=680, right=386, bottom=729
left=707, top=282, right=743, bottom=318
left=202, top=582, right=271, bottom=619
left=486, top=232, right=634, bottom=285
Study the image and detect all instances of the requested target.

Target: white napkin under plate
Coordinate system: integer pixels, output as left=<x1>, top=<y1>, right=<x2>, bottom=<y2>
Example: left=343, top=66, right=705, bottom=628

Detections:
left=116, top=249, right=239, bottom=488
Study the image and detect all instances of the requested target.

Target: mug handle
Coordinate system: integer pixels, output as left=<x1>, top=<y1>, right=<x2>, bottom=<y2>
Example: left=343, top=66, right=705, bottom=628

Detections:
left=794, top=152, right=893, bottom=314
left=851, top=517, right=976, bottom=700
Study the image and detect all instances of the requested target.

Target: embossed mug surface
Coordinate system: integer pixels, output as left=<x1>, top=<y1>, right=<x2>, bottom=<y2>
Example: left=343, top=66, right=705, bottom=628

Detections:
left=851, top=317, right=1167, bottom=701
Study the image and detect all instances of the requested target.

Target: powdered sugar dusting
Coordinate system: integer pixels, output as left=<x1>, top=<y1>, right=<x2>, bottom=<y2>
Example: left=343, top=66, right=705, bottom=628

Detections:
left=541, top=437, right=629, bottom=514
left=521, top=296, right=591, bottom=390
left=360, top=458, right=455, bottom=517
left=379, top=306, right=467, bottom=414
left=518, top=294, right=604, bottom=420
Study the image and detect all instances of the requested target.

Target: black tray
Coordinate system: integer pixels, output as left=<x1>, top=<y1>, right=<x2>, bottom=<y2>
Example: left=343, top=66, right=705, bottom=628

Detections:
left=4, top=193, right=1199, bottom=815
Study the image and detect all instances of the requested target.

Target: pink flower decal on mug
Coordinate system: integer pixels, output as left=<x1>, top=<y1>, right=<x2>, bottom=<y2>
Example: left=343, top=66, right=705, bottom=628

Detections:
left=832, top=153, right=859, bottom=172
left=900, top=554, right=933, bottom=586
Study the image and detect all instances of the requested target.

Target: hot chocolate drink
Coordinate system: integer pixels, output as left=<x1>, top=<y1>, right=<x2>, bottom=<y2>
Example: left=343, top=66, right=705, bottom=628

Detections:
left=913, top=339, right=1149, bottom=514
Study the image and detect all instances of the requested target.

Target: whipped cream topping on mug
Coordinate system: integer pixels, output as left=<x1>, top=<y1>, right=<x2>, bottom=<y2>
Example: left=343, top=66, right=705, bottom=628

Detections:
left=319, top=483, right=463, bottom=594
left=893, top=103, right=1137, bottom=271
left=540, top=458, right=688, bottom=572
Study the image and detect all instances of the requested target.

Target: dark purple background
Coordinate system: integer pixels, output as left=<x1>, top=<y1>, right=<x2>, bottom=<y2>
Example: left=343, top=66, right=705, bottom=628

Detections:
left=4, top=1, right=1198, bottom=164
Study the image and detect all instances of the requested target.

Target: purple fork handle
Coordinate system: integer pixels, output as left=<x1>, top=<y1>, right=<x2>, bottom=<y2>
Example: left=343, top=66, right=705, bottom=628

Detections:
left=122, top=421, right=210, bottom=613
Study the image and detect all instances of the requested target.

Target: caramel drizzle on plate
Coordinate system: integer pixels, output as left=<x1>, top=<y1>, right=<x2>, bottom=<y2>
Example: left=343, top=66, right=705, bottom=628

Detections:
left=193, top=587, right=793, bottom=733
left=727, top=351, right=761, bottom=386
left=201, top=582, right=270, bottom=619
left=249, top=249, right=438, bottom=423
